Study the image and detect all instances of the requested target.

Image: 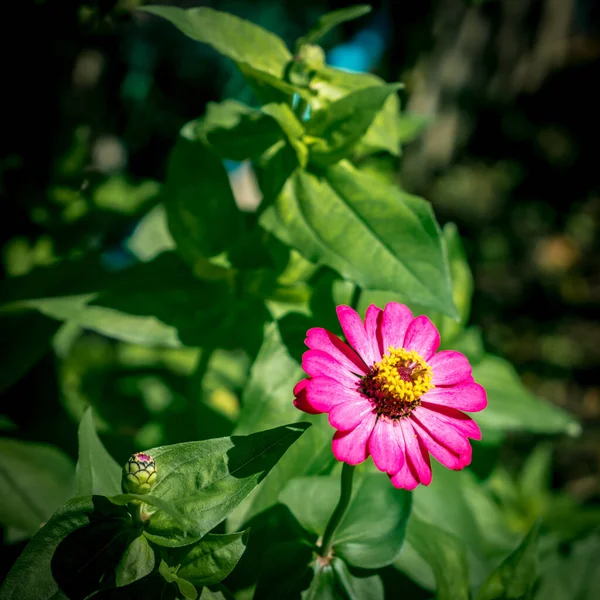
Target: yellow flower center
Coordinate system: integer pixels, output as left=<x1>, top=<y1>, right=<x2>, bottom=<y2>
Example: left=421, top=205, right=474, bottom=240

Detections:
left=360, top=347, right=434, bottom=419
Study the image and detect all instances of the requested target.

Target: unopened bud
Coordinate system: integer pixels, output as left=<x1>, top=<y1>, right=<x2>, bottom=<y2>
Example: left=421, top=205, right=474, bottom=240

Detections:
left=122, top=452, right=157, bottom=495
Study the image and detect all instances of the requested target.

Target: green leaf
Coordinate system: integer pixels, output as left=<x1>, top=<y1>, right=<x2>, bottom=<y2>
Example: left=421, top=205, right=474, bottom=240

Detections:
left=303, top=564, right=339, bottom=600
left=280, top=473, right=411, bottom=569
left=0, top=496, right=119, bottom=600
left=51, top=517, right=133, bottom=600
left=76, top=407, right=122, bottom=497
left=91, top=574, right=177, bottom=600
left=396, top=113, right=429, bottom=144
left=305, top=84, right=401, bottom=165
left=309, top=67, right=401, bottom=157
left=159, top=560, right=198, bottom=599
left=261, top=162, right=457, bottom=317
left=472, top=354, right=580, bottom=436
left=115, top=534, right=155, bottom=587
left=261, top=103, right=308, bottom=167
left=0, top=438, right=75, bottom=536
left=142, top=422, right=310, bottom=547
left=164, top=126, right=244, bottom=267
left=140, top=6, right=291, bottom=80
left=0, top=312, right=60, bottom=396
left=332, top=558, right=384, bottom=600
left=170, top=531, right=249, bottom=586
left=477, top=523, right=540, bottom=600
left=203, top=101, right=285, bottom=161
left=405, top=517, right=470, bottom=600
left=228, top=324, right=333, bottom=528
left=296, top=5, right=372, bottom=49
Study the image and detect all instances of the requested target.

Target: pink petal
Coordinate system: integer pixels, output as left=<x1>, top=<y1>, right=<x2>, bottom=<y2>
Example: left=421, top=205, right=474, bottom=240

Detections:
left=422, top=382, right=487, bottom=412
left=381, top=302, right=413, bottom=353
left=411, top=407, right=470, bottom=456
left=420, top=403, right=482, bottom=440
left=430, top=351, right=473, bottom=386
left=336, top=305, right=376, bottom=367
left=368, top=419, right=405, bottom=474
left=293, top=379, right=322, bottom=414
left=389, top=431, right=419, bottom=490
left=400, top=419, right=432, bottom=485
left=364, top=304, right=383, bottom=363
left=305, top=328, right=368, bottom=376
left=403, top=315, right=440, bottom=361
left=302, top=349, right=359, bottom=388
left=307, top=376, right=363, bottom=412
left=410, top=417, right=470, bottom=470
left=332, top=412, right=377, bottom=465
left=329, top=397, right=374, bottom=431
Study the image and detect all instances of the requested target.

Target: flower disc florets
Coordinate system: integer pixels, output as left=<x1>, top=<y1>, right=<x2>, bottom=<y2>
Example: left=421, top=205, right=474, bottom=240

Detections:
left=360, top=347, right=434, bottom=419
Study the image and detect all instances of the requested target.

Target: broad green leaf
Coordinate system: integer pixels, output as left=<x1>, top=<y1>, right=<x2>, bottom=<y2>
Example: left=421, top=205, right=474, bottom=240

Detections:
left=140, top=6, right=291, bottom=80
left=0, top=496, right=119, bottom=600
left=411, top=461, right=490, bottom=586
left=309, top=67, right=401, bottom=156
left=235, top=322, right=304, bottom=435
left=0, top=438, right=75, bottom=536
left=115, top=534, right=155, bottom=587
left=261, top=162, right=457, bottom=317
left=171, top=531, right=249, bottom=585
left=305, top=85, right=401, bottom=165
left=0, top=312, right=60, bottom=396
left=253, top=541, right=314, bottom=599
left=203, top=101, right=285, bottom=161
left=332, top=558, right=384, bottom=600
left=296, top=6, right=372, bottom=49
left=51, top=517, right=133, bottom=599
left=76, top=407, right=122, bottom=497
left=405, top=517, right=470, bottom=600
left=477, top=523, right=540, bottom=600
left=280, top=473, right=411, bottom=569
left=229, top=324, right=333, bottom=527
left=164, top=126, right=244, bottom=267
left=472, top=354, right=580, bottom=436
left=142, top=422, right=310, bottom=547
left=159, top=560, right=198, bottom=599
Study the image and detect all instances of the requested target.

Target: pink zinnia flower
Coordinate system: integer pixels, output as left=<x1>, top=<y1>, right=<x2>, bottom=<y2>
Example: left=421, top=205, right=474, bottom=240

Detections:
left=293, top=302, right=487, bottom=490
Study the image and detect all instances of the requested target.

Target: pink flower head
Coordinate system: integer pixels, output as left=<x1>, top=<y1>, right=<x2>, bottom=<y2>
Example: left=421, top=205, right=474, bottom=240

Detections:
left=293, top=302, right=487, bottom=490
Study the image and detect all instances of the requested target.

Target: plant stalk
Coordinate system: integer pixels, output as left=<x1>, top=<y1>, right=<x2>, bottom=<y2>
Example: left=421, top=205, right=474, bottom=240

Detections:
left=319, top=462, right=355, bottom=557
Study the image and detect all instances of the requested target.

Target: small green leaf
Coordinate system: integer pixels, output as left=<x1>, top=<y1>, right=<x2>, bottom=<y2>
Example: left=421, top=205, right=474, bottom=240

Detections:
left=0, top=496, right=115, bottom=600
left=296, top=5, right=372, bottom=49
left=171, top=531, right=249, bottom=586
left=309, top=67, right=401, bottom=157
left=203, top=101, right=284, bottom=161
left=142, top=423, right=310, bottom=547
left=160, top=560, right=198, bottom=599
left=165, top=126, right=244, bottom=267
left=332, top=558, right=384, bottom=600
left=140, top=6, right=291, bottom=80
left=261, top=162, right=457, bottom=317
left=405, top=517, right=470, bottom=600
left=0, top=312, right=60, bottom=396
left=261, top=103, right=308, bottom=167
left=115, top=534, right=155, bottom=587
left=51, top=518, right=133, bottom=600
left=0, top=438, right=75, bottom=536
left=280, top=473, right=411, bottom=569
left=477, top=523, right=540, bottom=600
left=76, top=407, right=121, bottom=497
left=472, top=354, right=580, bottom=436
left=306, top=84, right=401, bottom=166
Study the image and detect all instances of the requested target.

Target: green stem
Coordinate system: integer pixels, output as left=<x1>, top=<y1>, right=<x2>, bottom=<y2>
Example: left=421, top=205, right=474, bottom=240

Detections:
left=319, top=463, right=355, bottom=557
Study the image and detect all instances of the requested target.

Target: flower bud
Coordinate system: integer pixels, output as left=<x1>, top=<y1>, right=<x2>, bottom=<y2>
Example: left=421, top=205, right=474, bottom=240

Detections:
left=122, top=452, right=157, bottom=495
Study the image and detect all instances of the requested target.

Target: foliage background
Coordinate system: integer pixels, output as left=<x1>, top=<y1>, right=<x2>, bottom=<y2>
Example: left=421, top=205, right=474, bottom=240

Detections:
left=1, top=0, right=600, bottom=597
